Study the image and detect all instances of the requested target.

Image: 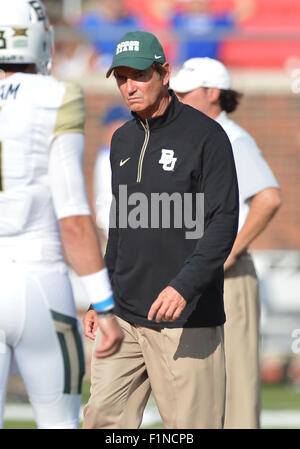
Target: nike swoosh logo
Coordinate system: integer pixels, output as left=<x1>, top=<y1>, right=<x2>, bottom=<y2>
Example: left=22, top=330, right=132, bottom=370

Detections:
left=120, top=157, right=131, bottom=167
left=154, top=55, right=162, bottom=59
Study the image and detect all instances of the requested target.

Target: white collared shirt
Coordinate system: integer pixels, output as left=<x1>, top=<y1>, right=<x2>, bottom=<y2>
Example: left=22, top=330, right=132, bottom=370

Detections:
left=216, top=111, right=279, bottom=232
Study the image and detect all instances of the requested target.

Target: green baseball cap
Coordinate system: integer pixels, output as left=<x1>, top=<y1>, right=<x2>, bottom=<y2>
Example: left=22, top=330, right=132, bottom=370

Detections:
left=106, top=30, right=166, bottom=78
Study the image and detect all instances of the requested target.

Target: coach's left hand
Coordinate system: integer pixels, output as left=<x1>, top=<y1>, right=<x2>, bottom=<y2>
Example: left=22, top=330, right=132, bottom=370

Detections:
left=148, top=286, right=187, bottom=323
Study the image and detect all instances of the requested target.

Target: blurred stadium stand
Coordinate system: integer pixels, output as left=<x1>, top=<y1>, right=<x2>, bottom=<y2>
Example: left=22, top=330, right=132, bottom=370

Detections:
left=43, top=0, right=300, bottom=384
left=220, top=0, right=300, bottom=68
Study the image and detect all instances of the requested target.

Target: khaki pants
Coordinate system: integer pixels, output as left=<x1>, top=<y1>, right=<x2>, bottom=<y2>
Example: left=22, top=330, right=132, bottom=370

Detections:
left=83, top=317, right=225, bottom=429
left=223, top=255, right=261, bottom=429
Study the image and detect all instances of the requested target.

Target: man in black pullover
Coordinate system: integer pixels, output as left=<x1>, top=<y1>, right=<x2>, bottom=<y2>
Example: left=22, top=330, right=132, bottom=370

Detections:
left=83, top=31, right=239, bottom=429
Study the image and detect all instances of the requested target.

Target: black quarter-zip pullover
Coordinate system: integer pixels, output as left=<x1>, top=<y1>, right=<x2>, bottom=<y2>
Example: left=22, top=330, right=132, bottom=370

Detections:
left=105, top=91, right=239, bottom=328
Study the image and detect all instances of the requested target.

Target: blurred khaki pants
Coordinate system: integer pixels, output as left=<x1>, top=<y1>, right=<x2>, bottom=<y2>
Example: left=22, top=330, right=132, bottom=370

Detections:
left=223, top=255, right=261, bottom=429
left=83, top=317, right=225, bottom=429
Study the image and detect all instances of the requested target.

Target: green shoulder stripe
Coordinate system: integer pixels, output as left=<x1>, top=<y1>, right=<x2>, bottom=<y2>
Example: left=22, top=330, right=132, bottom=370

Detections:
left=53, top=82, right=86, bottom=138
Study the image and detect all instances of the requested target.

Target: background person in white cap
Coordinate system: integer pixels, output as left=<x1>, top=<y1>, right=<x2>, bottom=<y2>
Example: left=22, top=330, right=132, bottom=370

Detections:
left=170, top=57, right=282, bottom=429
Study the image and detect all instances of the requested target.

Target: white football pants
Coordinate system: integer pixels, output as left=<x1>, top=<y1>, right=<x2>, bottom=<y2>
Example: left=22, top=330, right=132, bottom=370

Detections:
left=0, top=261, right=85, bottom=429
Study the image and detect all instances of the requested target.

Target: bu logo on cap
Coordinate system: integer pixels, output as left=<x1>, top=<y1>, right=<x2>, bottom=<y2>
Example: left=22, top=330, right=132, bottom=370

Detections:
left=159, top=149, right=177, bottom=171
left=116, top=40, right=140, bottom=55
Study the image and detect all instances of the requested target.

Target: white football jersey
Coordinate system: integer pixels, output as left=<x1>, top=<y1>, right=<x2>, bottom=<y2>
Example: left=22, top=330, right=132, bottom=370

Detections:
left=0, top=72, right=86, bottom=262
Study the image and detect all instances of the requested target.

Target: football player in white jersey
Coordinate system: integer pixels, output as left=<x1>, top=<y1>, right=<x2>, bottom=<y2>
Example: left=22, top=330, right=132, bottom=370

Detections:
left=0, top=0, right=123, bottom=429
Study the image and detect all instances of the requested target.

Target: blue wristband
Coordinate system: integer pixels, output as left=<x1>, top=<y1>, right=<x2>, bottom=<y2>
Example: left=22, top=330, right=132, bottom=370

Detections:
left=92, top=296, right=114, bottom=312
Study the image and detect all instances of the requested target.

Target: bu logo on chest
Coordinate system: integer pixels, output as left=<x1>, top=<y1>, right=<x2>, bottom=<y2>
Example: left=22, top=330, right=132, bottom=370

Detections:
left=159, top=149, right=177, bottom=171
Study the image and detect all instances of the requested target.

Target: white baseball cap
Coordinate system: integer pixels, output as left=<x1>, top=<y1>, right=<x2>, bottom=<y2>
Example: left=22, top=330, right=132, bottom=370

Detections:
left=170, top=57, right=232, bottom=93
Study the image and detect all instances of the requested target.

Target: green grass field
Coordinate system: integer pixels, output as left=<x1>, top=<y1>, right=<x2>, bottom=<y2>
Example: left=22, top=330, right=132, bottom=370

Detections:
left=262, top=383, right=300, bottom=410
left=3, top=380, right=300, bottom=429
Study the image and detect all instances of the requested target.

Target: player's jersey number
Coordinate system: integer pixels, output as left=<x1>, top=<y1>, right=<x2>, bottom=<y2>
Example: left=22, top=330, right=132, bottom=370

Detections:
left=0, top=31, right=6, bottom=49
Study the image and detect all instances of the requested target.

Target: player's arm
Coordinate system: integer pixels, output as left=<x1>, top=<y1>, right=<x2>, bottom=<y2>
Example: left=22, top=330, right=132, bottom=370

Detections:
left=224, top=187, right=282, bottom=271
left=49, top=131, right=123, bottom=357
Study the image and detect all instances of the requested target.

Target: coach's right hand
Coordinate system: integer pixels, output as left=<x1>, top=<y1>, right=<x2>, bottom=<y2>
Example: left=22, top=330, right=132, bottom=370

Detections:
left=83, top=309, right=124, bottom=358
